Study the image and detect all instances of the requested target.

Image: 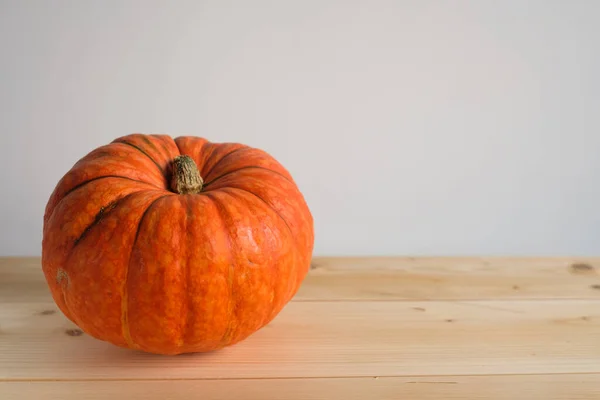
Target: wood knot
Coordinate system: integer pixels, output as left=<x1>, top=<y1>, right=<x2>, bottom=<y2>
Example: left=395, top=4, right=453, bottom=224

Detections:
left=38, top=310, right=56, bottom=316
left=65, top=328, right=84, bottom=337
left=569, top=263, right=596, bottom=275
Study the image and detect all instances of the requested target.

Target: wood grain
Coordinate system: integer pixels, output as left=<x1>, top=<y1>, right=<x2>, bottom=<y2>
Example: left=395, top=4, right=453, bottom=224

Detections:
left=2, top=375, right=600, bottom=400
left=2, top=257, right=600, bottom=398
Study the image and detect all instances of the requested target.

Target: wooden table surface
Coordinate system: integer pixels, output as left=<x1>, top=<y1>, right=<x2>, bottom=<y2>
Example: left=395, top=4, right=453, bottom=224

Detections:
left=1, top=256, right=600, bottom=399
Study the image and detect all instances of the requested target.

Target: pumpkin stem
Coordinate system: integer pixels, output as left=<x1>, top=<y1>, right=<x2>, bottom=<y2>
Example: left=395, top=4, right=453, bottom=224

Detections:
left=170, top=155, right=203, bottom=194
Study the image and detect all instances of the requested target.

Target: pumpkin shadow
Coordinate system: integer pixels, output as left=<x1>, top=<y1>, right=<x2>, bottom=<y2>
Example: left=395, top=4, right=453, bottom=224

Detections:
left=95, top=342, right=223, bottom=360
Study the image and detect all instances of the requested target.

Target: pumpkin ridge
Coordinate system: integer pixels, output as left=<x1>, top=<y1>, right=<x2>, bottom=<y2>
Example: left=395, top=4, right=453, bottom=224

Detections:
left=72, top=189, right=156, bottom=250
left=45, top=176, right=161, bottom=227
left=223, top=186, right=295, bottom=240
left=202, top=146, right=248, bottom=183
left=57, top=190, right=159, bottom=330
left=141, top=135, right=173, bottom=167
left=221, top=187, right=294, bottom=332
left=203, top=165, right=293, bottom=188
left=114, top=139, right=166, bottom=176
left=160, top=141, right=176, bottom=164
left=203, top=192, right=236, bottom=347
left=73, top=196, right=124, bottom=247
left=63, top=175, right=161, bottom=203
left=151, top=135, right=177, bottom=165
left=197, top=143, right=218, bottom=176
left=220, top=186, right=301, bottom=320
left=122, top=193, right=174, bottom=348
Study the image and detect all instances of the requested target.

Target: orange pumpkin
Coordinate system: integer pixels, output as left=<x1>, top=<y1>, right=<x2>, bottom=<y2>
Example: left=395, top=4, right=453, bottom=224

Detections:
left=42, top=133, right=314, bottom=355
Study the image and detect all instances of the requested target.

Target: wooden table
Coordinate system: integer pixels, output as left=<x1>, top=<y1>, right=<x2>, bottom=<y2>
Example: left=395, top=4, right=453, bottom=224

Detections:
left=1, top=257, right=600, bottom=399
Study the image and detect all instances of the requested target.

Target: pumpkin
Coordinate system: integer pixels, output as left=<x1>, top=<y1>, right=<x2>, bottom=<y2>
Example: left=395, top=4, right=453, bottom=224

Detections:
left=41, top=133, right=314, bottom=355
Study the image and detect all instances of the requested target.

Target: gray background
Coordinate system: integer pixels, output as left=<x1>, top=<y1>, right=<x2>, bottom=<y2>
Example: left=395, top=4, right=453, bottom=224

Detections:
left=1, top=0, right=599, bottom=257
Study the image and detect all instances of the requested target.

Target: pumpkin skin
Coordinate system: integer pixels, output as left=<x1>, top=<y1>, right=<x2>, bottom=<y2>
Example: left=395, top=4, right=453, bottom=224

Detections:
left=41, top=133, right=314, bottom=355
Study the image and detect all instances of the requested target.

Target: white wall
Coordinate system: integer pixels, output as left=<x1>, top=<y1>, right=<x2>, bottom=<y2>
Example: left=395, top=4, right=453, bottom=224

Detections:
left=1, top=0, right=599, bottom=256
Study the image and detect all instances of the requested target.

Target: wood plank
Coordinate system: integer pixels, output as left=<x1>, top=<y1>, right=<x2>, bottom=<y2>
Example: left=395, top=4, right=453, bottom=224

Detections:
left=2, top=299, right=599, bottom=380
left=302, top=256, right=600, bottom=300
left=3, top=257, right=600, bottom=303
left=2, top=374, right=600, bottom=400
